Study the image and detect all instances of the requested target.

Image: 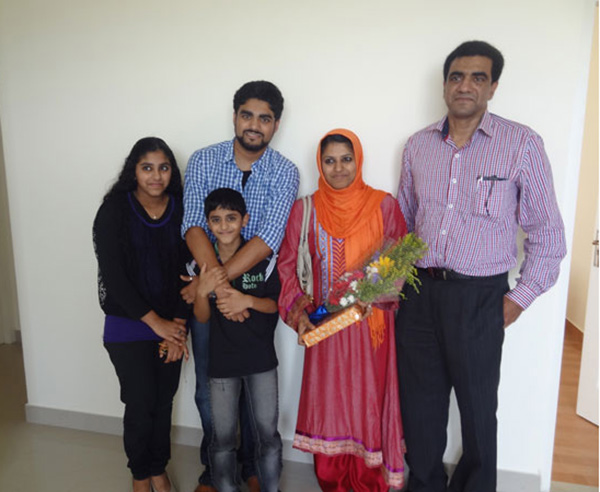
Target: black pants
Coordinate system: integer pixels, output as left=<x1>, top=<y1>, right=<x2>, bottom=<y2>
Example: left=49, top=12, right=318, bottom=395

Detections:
left=395, top=271, right=509, bottom=492
left=105, top=340, right=182, bottom=480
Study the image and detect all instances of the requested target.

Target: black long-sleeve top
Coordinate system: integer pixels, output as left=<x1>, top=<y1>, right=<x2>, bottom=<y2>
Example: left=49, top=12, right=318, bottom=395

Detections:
left=93, top=192, right=190, bottom=342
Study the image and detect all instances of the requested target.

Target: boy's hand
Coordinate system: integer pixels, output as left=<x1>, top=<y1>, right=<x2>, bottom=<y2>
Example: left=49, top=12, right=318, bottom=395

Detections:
left=216, top=287, right=251, bottom=318
left=215, top=284, right=250, bottom=322
left=196, top=263, right=228, bottom=297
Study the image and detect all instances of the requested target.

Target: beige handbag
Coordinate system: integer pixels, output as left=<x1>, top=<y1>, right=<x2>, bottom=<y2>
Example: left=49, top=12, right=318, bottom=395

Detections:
left=296, top=195, right=313, bottom=298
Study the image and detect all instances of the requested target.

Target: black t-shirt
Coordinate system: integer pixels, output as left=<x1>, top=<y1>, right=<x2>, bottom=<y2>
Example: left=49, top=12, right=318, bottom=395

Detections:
left=208, top=256, right=281, bottom=378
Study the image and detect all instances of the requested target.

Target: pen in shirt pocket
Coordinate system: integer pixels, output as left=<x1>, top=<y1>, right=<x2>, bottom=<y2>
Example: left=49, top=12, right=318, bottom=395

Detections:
left=477, top=175, right=508, bottom=216
left=477, top=174, right=508, bottom=184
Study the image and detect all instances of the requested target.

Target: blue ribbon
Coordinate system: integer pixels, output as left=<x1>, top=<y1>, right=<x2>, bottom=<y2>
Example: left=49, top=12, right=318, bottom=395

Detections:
left=308, top=305, right=330, bottom=324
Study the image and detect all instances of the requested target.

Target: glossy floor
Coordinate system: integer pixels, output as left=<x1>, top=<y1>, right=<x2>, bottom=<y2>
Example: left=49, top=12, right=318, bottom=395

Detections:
left=552, top=323, right=599, bottom=486
left=0, top=342, right=596, bottom=492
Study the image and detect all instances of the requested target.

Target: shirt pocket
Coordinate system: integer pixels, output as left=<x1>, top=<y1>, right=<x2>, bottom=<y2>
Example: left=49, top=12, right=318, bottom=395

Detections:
left=472, top=178, right=512, bottom=218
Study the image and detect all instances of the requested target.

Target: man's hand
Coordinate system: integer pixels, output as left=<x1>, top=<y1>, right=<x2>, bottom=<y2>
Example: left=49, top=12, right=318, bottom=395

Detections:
left=196, top=264, right=228, bottom=298
left=503, top=296, right=524, bottom=329
left=180, top=275, right=198, bottom=304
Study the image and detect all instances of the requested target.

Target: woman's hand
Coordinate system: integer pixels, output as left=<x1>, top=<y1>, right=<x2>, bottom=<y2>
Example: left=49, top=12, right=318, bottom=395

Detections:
left=159, top=339, right=189, bottom=363
left=142, top=311, right=187, bottom=345
left=180, top=275, right=199, bottom=304
left=297, top=312, right=316, bottom=347
left=156, top=318, right=187, bottom=345
left=356, top=300, right=373, bottom=320
left=216, top=287, right=251, bottom=317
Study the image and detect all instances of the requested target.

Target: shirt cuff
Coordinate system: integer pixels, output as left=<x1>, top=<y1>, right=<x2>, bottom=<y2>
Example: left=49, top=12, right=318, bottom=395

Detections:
left=181, top=222, right=192, bottom=239
left=505, top=283, right=537, bottom=310
left=181, top=221, right=206, bottom=239
left=257, top=231, right=279, bottom=254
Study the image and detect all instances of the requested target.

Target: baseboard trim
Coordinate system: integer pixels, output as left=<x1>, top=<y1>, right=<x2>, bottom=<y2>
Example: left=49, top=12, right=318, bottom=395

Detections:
left=24, top=403, right=313, bottom=462
left=25, top=404, right=123, bottom=436
left=443, top=463, right=541, bottom=492
left=24, top=404, right=542, bottom=491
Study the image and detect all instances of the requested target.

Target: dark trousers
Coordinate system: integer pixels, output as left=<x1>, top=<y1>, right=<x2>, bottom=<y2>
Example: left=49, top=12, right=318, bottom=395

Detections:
left=395, top=271, right=508, bottom=492
left=105, top=340, right=182, bottom=480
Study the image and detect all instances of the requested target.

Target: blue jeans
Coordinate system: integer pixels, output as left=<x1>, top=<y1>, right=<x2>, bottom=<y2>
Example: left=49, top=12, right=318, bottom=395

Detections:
left=189, top=317, right=257, bottom=485
left=209, top=368, right=282, bottom=492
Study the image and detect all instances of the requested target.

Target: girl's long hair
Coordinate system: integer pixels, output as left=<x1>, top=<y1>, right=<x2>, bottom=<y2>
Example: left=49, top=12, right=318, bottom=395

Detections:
left=103, top=137, right=182, bottom=201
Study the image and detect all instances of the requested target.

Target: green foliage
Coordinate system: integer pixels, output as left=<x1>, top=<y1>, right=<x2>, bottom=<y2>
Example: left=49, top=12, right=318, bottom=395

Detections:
left=324, top=233, right=428, bottom=312
left=357, top=233, right=428, bottom=303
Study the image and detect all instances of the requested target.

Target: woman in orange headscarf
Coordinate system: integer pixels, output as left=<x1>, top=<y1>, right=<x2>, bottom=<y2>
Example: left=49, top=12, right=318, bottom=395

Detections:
left=278, top=129, right=406, bottom=491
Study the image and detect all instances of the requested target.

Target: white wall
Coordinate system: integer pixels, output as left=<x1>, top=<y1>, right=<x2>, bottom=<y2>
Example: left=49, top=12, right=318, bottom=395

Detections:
left=0, top=1, right=595, bottom=490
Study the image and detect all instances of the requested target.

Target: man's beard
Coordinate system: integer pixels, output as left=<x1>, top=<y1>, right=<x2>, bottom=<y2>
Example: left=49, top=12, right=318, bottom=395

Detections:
left=236, top=133, right=268, bottom=152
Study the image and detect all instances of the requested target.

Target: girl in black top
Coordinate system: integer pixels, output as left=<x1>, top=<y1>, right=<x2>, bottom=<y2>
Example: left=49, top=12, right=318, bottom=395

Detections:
left=93, top=137, right=190, bottom=492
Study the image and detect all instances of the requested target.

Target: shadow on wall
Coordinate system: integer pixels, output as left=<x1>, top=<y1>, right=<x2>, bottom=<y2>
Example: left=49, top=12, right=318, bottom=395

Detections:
left=0, top=117, right=21, bottom=344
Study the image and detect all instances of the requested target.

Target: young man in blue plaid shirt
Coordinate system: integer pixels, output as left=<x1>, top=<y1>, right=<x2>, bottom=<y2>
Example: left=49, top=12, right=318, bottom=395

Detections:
left=181, top=81, right=299, bottom=492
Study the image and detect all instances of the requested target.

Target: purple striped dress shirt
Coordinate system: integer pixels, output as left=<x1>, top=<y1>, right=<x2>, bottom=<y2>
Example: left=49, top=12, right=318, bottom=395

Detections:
left=397, top=111, right=566, bottom=310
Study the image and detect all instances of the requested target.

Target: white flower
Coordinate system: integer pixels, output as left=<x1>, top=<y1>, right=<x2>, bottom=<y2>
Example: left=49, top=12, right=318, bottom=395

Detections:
left=340, top=297, right=348, bottom=307
left=350, top=280, right=358, bottom=291
left=347, top=295, right=356, bottom=304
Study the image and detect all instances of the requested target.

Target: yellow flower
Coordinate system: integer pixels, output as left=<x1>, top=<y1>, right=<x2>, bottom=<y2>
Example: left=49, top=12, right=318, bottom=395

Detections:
left=371, top=256, right=395, bottom=276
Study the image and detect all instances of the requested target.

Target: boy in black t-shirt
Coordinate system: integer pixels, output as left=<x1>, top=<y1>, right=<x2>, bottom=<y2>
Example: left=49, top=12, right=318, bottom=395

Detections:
left=194, top=188, right=282, bottom=492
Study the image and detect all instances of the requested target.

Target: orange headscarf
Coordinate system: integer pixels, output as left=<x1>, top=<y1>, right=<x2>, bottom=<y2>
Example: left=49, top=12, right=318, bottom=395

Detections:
left=313, top=129, right=387, bottom=347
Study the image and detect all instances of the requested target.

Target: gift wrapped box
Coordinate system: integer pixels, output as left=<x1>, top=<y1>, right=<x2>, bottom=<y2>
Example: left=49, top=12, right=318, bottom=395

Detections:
left=302, top=305, right=364, bottom=348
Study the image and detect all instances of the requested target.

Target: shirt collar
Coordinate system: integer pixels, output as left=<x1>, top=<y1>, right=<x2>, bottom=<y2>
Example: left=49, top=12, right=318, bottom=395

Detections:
left=228, top=138, right=272, bottom=171
left=436, top=110, right=495, bottom=140
left=214, top=236, right=246, bottom=264
left=224, top=139, right=236, bottom=164
left=477, top=111, right=494, bottom=137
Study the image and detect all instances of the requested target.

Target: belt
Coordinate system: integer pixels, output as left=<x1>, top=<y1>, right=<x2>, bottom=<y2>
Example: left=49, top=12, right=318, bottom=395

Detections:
left=418, top=267, right=479, bottom=281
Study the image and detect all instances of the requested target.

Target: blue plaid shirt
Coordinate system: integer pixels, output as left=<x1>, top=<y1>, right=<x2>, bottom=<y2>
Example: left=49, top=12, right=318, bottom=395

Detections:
left=182, top=139, right=299, bottom=253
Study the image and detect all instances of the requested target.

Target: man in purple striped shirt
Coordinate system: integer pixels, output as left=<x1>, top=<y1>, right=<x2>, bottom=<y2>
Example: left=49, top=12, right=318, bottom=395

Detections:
left=396, top=41, right=566, bottom=492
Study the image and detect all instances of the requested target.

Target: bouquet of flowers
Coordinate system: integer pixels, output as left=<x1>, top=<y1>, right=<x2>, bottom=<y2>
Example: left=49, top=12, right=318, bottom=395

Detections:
left=303, top=233, right=427, bottom=347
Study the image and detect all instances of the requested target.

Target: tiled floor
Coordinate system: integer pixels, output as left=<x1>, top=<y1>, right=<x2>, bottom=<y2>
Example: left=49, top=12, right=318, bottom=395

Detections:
left=0, top=342, right=319, bottom=492
left=0, top=342, right=596, bottom=492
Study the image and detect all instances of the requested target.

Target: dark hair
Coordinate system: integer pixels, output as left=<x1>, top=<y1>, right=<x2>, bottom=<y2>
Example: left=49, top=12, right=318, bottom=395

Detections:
left=204, top=188, right=247, bottom=219
left=443, top=41, right=504, bottom=83
left=320, top=134, right=353, bottom=156
left=103, top=137, right=182, bottom=202
left=233, top=81, right=284, bottom=120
